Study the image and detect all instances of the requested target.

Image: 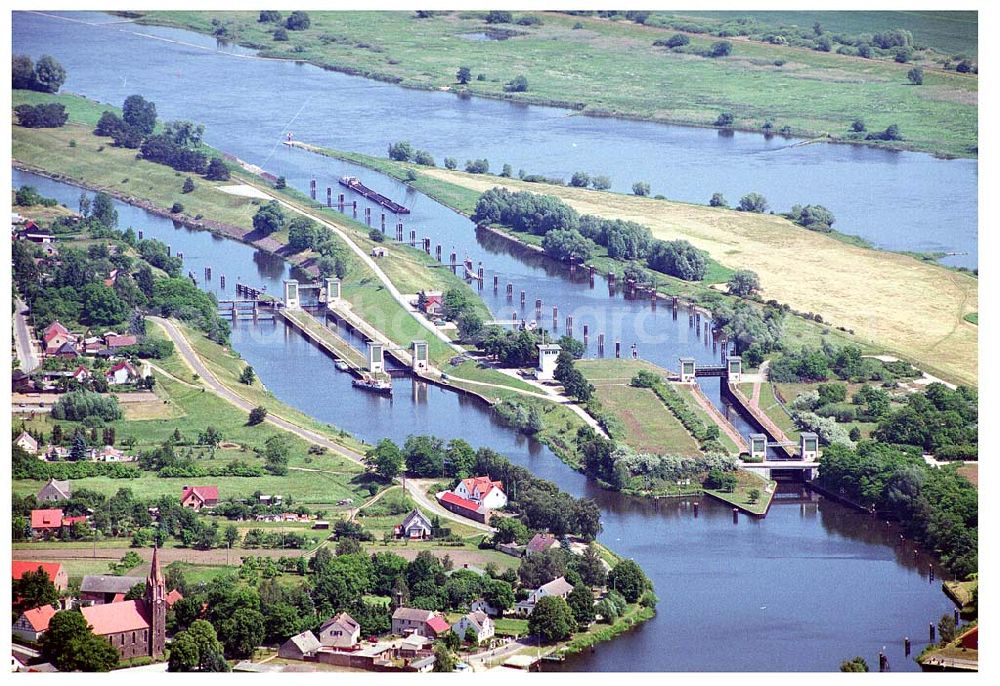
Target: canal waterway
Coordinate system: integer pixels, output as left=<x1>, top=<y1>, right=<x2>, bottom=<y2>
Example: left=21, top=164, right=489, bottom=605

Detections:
left=13, top=10, right=978, bottom=268
left=12, top=9, right=968, bottom=670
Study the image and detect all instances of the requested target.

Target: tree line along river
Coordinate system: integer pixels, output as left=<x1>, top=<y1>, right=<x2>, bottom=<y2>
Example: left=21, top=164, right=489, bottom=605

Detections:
left=11, top=9, right=968, bottom=671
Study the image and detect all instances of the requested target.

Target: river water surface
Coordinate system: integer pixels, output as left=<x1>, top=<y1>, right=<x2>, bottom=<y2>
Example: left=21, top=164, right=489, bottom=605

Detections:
left=10, top=9, right=968, bottom=671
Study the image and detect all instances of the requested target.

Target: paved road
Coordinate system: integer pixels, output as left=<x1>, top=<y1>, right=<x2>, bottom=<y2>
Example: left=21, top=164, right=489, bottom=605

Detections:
left=13, top=297, right=40, bottom=372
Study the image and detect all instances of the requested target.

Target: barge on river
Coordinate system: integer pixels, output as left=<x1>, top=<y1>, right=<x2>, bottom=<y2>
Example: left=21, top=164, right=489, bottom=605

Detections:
left=339, top=176, right=410, bottom=214
left=352, top=374, right=393, bottom=396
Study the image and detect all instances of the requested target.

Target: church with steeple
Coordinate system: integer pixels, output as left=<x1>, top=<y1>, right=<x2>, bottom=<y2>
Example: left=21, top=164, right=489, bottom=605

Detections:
left=79, top=547, right=172, bottom=660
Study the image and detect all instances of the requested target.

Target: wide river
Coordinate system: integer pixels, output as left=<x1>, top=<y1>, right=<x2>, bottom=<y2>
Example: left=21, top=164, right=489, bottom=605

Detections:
left=11, top=10, right=968, bottom=671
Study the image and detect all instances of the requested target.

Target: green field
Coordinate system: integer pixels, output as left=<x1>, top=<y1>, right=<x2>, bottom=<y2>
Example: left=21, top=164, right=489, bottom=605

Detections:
left=578, top=359, right=703, bottom=456
left=650, top=11, right=978, bottom=57
left=131, top=10, right=977, bottom=157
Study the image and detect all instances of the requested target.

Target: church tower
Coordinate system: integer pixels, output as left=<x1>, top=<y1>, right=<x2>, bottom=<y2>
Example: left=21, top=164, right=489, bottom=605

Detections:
left=145, top=546, right=167, bottom=658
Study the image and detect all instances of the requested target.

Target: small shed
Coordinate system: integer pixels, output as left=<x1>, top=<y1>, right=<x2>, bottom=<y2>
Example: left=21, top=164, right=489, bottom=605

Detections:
left=278, top=630, right=322, bottom=660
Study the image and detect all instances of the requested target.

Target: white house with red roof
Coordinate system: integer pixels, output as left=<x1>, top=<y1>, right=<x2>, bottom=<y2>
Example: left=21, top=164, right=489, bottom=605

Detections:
left=13, top=605, right=57, bottom=641
left=42, top=322, right=76, bottom=355
left=181, top=485, right=219, bottom=510
left=105, top=360, right=138, bottom=386
left=71, top=365, right=92, bottom=383
left=453, top=475, right=507, bottom=510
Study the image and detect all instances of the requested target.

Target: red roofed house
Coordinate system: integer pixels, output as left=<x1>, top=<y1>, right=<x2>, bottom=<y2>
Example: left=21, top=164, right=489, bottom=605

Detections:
left=13, top=604, right=57, bottom=642
left=79, top=547, right=167, bottom=660
left=71, top=365, right=92, bottom=383
left=12, top=561, right=68, bottom=591
left=437, top=491, right=490, bottom=525
left=43, top=323, right=75, bottom=355
left=181, top=485, right=219, bottom=511
left=454, top=475, right=507, bottom=510
left=104, top=333, right=138, bottom=350
left=30, top=508, right=64, bottom=538
left=105, top=360, right=139, bottom=386
left=525, top=533, right=560, bottom=556
left=417, top=290, right=444, bottom=317
left=165, top=589, right=184, bottom=608
left=391, top=607, right=450, bottom=638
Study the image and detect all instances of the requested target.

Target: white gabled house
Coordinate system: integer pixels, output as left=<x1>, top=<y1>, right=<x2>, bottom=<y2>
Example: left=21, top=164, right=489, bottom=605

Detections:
left=105, top=361, right=138, bottom=386
left=453, top=476, right=507, bottom=510
left=513, top=576, right=574, bottom=617
left=452, top=611, right=494, bottom=644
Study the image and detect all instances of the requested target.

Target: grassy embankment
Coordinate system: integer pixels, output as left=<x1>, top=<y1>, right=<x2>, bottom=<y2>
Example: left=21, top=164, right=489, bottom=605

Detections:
left=297, top=144, right=975, bottom=388
left=130, top=10, right=977, bottom=158
left=703, top=470, right=776, bottom=516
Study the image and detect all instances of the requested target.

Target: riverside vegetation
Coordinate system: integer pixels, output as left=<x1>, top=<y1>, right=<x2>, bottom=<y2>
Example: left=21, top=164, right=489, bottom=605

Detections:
left=125, top=9, right=977, bottom=157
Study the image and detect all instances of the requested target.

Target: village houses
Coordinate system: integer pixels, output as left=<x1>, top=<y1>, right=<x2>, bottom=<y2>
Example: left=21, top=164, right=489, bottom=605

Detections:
left=14, top=430, right=39, bottom=455
left=12, top=561, right=68, bottom=592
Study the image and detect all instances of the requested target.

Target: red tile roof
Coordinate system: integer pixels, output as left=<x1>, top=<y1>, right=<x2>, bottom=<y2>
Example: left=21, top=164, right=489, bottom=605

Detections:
left=166, top=589, right=184, bottom=607
left=107, top=360, right=137, bottom=375
left=62, top=515, right=89, bottom=527
left=21, top=604, right=57, bottom=632
left=105, top=334, right=138, bottom=348
left=426, top=616, right=450, bottom=636
left=527, top=533, right=559, bottom=554
left=439, top=491, right=482, bottom=513
left=181, top=485, right=219, bottom=504
left=461, top=476, right=504, bottom=500
left=81, top=599, right=151, bottom=635
left=31, top=508, right=64, bottom=530
left=12, top=561, right=64, bottom=583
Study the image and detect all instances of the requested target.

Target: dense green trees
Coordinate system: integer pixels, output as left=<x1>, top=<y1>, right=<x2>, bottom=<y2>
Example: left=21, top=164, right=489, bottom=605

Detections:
left=737, top=192, right=769, bottom=213
left=541, top=228, right=595, bottom=262
left=365, top=438, right=403, bottom=481
left=285, top=11, right=311, bottom=30
left=14, top=103, right=69, bottom=128
left=554, top=351, right=594, bottom=402
left=607, top=559, right=649, bottom=603
left=873, top=384, right=977, bottom=453
left=287, top=216, right=320, bottom=252
left=403, top=435, right=446, bottom=476
left=529, top=595, right=576, bottom=642
left=578, top=216, right=653, bottom=260
left=787, top=204, right=836, bottom=231
left=727, top=269, right=760, bottom=297
left=52, top=391, right=123, bottom=422
left=123, top=94, right=158, bottom=136
left=818, top=441, right=977, bottom=577
left=41, top=610, right=120, bottom=672
left=205, top=157, right=230, bottom=181
left=456, top=66, right=472, bottom=84
left=168, top=620, right=228, bottom=672
left=709, top=192, right=728, bottom=207
left=646, top=239, right=706, bottom=281
left=252, top=200, right=285, bottom=235
left=631, top=181, right=651, bottom=196
left=12, top=54, right=66, bottom=93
